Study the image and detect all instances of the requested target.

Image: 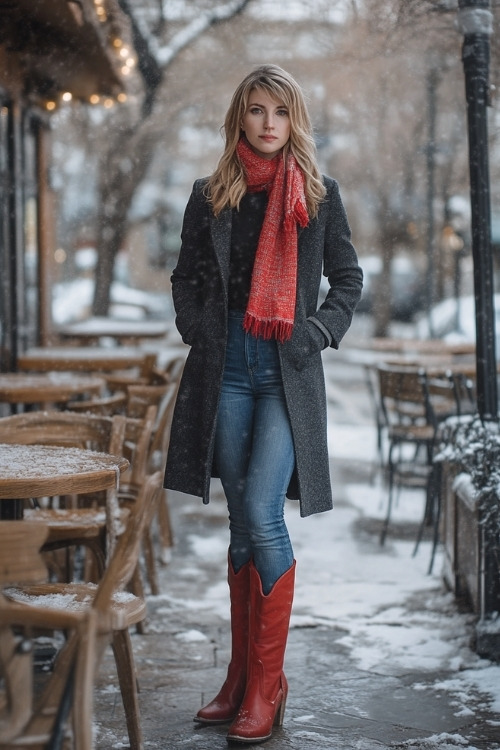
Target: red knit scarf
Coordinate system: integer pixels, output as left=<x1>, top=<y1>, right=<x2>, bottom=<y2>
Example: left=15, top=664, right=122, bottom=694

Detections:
left=237, top=137, right=309, bottom=343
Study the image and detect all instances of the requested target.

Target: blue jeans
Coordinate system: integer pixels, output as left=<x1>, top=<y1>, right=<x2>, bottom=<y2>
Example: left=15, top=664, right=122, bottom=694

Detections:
left=214, top=312, right=295, bottom=594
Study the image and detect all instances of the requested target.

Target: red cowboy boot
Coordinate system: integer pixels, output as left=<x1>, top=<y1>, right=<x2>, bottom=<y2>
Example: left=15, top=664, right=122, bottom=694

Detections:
left=226, top=560, right=295, bottom=744
left=195, top=554, right=250, bottom=724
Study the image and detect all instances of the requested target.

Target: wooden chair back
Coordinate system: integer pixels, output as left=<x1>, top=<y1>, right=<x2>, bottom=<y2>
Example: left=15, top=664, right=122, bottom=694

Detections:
left=0, top=521, right=48, bottom=586
left=377, top=365, right=429, bottom=427
left=126, top=383, right=169, bottom=419
left=93, top=471, right=163, bottom=619
left=65, top=391, right=128, bottom=415
left=424, top=373, right=458, bottom=427
left=0, top=411, right=124, bottom=454
left=119, top=404, right=157, bottom=488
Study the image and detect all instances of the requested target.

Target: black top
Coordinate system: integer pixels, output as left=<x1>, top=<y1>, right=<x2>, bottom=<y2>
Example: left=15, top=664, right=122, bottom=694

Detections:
left=228, top=191, right=268, bottom=311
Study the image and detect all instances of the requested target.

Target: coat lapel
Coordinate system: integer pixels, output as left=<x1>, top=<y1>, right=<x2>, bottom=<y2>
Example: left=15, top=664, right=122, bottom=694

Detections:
left=210, top=208, right=232, bottom=293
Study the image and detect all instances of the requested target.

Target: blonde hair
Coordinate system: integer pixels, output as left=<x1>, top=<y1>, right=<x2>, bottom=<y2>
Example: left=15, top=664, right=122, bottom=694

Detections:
left=207, top=64, right=326, bottom=218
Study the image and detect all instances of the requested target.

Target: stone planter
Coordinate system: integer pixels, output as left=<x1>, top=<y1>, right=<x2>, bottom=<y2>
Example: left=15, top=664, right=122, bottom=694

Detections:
left=438, top=417, right=500, bottom=661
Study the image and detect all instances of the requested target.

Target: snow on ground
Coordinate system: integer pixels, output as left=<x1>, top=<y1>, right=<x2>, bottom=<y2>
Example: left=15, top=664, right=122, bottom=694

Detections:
left=151, top=321, right=500, bottom=746
left=173, top=417, right=500, bottom=742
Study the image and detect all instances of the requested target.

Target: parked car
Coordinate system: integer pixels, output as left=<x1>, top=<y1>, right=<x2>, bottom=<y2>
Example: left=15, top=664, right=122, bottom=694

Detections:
left=355, top=254, right=426, bottom=321
left=415, top=294, right=500, bottom=351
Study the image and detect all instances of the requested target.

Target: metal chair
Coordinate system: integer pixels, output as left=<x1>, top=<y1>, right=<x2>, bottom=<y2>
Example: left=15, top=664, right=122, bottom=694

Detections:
left=377, top=364, right=437, bottom=545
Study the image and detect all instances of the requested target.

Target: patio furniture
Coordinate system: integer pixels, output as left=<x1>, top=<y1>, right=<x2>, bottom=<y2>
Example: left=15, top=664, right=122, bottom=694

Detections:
left=18, top=347, right=157, bottom=375
left=3, top=470, right=164, bottom=750
left=0, top=520, right=96, bottom=749
left=376, top=364, right=438, bottom=546
left=0, top=372, right=104, bottom=410
left=0, top=442, right=128, bottom=521
left=57, top=317, right=169, bottom=345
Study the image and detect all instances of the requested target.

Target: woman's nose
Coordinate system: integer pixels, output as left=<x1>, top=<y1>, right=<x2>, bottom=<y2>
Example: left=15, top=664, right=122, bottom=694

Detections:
left=264, top=113, right=274, bottom=129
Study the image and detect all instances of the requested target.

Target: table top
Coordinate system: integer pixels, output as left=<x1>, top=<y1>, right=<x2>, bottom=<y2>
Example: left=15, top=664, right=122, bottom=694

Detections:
left=18, top=347, right=158, bottom=373
left=356, top=338, right=476, bottom=356
left=58, top=317, right=169, bottom=343
left=0, top=444, right=129, bottom=499
left=0, top=372, right=105, bottom=403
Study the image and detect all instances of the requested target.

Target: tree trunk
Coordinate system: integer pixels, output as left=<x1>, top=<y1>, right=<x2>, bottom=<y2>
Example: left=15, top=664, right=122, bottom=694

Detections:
left=92, top=129, right=156, bottom=315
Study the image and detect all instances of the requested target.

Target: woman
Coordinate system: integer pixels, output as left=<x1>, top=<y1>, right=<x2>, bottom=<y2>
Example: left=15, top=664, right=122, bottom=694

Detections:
left=164, top=64, right=363, bottom=745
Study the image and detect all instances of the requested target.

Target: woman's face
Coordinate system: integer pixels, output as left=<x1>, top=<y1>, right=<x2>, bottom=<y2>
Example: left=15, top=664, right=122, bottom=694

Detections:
left=240, top=88, right=291, bottom=160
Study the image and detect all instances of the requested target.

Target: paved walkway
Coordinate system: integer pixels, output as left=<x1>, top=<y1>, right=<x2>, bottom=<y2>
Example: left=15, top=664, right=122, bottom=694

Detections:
left=93, top=331, right=500, bottom=750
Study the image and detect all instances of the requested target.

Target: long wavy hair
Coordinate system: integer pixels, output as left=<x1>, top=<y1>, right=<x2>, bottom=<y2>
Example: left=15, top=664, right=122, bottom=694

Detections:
left=206, top=64, right=326, bottom=218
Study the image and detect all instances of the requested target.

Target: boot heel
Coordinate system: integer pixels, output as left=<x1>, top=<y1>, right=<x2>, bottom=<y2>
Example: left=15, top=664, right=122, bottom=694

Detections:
left=274, top=693, right=287, bottom=727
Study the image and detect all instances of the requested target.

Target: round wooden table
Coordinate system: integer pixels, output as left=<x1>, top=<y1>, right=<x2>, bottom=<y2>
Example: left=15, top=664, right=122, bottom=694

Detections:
left=0, top=443, right=129, bottom=518
left=0, top=372, right=105, bottom=406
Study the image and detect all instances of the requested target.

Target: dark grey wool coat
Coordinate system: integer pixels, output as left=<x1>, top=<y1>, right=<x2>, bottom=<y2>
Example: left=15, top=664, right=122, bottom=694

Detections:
left=163, top=175, right=363, bottom=517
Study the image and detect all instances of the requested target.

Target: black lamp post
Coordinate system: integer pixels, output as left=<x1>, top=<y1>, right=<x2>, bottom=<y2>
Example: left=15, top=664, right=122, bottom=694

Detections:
left=458, top=0, right=500, bottom=658
left=457, top=0, right=497, bottom=422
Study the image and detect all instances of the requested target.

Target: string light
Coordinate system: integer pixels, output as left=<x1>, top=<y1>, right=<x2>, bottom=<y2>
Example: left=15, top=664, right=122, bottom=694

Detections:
left=45, top=100, right=57, bottom=111
left=117, top=93, right=127, bottom=103
left=89, top=94, right=100, bottom=104
left=62, top=92, right=73, bottom=102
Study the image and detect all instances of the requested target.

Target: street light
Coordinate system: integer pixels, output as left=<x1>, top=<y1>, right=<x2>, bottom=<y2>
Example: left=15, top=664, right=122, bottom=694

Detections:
left=457, top=0, right=497, bottom=422
left=457, top=0, right=499, bottom=660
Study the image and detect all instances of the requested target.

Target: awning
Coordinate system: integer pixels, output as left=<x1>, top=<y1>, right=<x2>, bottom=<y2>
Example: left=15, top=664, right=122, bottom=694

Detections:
left=0, top=0, right=129, bottom=100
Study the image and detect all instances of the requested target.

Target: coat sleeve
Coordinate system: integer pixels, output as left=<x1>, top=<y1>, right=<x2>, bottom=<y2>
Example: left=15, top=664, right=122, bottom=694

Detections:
left=171, top=180, right=211, bottom=346
left=310, top=178, right=363, bottom=349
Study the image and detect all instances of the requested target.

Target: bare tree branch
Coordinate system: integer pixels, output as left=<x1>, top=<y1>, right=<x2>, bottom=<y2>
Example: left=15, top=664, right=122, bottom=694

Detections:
left=155, top=0, right=252, bottom=67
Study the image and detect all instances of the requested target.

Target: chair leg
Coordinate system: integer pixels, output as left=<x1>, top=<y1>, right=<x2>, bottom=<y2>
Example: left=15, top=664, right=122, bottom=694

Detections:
left=380, top=443, right=396, bottom=545
left=157, top=490, right=174, bottom=564
left=413, top=473, right=434, bottom=557
left=142, top=528, right=159, bottom=596
left=129, top=566, right=146, bottom=635
left=111, top=629, right=143, bottom=750
left=73, top=615, right=98, bottom=750
left=428, top=464, right=442, bottom=574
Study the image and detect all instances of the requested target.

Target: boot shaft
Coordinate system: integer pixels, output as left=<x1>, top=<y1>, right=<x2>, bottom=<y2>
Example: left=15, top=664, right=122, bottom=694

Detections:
left=248, top=561, right=295, bottom=693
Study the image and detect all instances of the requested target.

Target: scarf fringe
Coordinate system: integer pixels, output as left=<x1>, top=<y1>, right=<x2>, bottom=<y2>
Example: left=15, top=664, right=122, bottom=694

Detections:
left=285, top=201, right=309, bottom=233
left=243, top=312, right=294, bottom=344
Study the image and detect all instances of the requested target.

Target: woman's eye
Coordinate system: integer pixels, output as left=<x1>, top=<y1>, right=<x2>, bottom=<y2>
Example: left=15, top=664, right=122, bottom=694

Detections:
left=249, top=107, right=262, bottom=115
left=277, top=109, right=289, bottom=117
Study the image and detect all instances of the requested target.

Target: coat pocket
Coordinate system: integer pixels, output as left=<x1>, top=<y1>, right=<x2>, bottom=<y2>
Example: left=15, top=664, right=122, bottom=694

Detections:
left=285, top=319, right=326, bottom=371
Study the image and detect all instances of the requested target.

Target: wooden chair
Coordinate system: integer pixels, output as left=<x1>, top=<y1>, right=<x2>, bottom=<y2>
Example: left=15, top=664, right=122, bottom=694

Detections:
left=138, top=380, right=180, bottom=580
left=451, top=371, right=477, bottom=416
left=66, top=390, right=127, bottom=415
left=105, top=353, right=184, bottom=394
left=413, top=372, right=464, bottom=572
left=3, top=471, right=164, bottom=750
left=376, top=364, right=437, bottom=545
left=117, top=382, right=180, bottom=592
left=0, top=520, right=95, bottom=750
left=364, top=363, right=387, bottom=479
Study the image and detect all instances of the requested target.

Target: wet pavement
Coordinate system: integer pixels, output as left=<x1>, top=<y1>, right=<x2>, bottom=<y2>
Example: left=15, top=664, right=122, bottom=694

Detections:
left=93, top=327, right=500, bottom=750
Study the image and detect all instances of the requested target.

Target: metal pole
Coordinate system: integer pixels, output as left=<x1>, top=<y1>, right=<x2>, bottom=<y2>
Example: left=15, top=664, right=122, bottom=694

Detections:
left=458, top=0, right=500, bottom=657
left=425, top=66, right=438, bottom=338
left=458, top=0, right=497, bottom=422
